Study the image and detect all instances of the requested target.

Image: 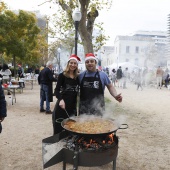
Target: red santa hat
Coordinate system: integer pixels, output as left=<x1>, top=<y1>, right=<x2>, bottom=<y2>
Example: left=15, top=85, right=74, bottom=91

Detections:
left=68, top=54, right=81, bottom=63
left=85, top=53, right=97, bottom=62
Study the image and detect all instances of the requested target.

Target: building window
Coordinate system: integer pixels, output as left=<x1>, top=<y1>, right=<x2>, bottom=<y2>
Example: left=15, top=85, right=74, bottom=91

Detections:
left=135, top=46, right=139, bottom=53
left=126, top=46, right=130, bottom=53
left=135, top=58, right=138, bottom=65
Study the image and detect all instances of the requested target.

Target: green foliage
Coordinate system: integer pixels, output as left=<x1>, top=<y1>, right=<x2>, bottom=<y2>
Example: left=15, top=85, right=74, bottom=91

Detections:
left=0, top=4, right=50, bottom=76
left=0, top=5, right=48, bottom=68
left=0, top=2, right=7, bottom=12
left=48, top=0, right=112, bottom=53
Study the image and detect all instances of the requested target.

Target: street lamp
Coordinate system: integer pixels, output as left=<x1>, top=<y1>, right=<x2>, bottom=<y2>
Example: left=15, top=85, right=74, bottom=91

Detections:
left=72, top=8, right=82, bottom=55
left=57, top=47, right=61, bottom=73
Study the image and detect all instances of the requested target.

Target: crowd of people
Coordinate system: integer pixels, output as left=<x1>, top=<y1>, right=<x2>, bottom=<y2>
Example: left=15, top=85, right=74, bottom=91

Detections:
left=105, top=65, right=170, bottom=91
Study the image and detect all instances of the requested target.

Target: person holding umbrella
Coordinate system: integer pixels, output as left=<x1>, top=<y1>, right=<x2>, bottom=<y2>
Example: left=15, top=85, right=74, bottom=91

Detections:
left=79, top=53, right=122, bottom=116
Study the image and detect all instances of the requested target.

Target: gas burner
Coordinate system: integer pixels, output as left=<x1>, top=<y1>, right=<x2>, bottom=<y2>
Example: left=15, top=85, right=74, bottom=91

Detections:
left=64, top=134, right=117, bottom=152
left=42, top=130, right=119, bottom=170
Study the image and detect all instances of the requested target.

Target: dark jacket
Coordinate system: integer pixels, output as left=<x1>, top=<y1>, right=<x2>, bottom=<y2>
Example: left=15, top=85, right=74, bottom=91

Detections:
left=52, top=73, right=79, bottom=134
left=0, top=85, right=7, bottom=133
left=38, top=67, right=57, bottom=102
left=18, top=67, right=24, bottom=78
left=116, top=68, right=123, bottom=79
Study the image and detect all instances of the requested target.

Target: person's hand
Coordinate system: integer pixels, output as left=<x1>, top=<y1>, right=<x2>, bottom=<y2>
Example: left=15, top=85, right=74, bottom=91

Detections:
left=115, top=93, right=122, bottom=102
left=0, top=117, right=5, bottom=122
left=59, top=99, right=65, bottom=109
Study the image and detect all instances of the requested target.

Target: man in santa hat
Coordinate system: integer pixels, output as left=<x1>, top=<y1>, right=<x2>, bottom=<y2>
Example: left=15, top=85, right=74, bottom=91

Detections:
left=79, top=53, right=122, bottom=115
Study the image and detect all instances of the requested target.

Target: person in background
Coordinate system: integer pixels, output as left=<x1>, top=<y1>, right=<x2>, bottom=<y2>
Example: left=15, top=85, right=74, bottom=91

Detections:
left=0, top=64, right=12, bottom=95
left=34, top=67, right=40, bottom=80
left=164, top=72, right=170, bottom=88
left=38, top=61, right=57, bottom=114
left=35, top=67, right=40, bottom=75
left=105, top=67, right=109, bottom=77
left=122, top=67, right=129, bottom=89
left=52, top=54, right=81, bottom=134
left=79, top=53, right=122, bottom=115
left=0, top=63, right=12, bottom=84
left=27, top=66, right=33, bottom=74
left=17, top=65, right=24, bottom=78
left=0, top=85, right=7, bottom=133
left=17, top=64, right=25, bottom=88
left=130, top=70, right=136, bottom=83
left=136, top=69, right=143, bottom=91
left=116, top=66, right=123, bottom=88
left=110, top=68, right=117, bottom=87
left=156, top=66, right=164, bottom=89
left=142, top=67, right=148, bottom=86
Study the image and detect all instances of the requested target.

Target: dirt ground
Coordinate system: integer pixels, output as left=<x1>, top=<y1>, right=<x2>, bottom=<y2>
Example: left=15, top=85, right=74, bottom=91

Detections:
left=0, top=80, right=170, bottom=170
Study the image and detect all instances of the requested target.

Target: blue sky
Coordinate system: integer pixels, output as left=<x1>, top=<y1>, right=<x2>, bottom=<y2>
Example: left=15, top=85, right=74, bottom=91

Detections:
left=3, top=0, right=170, bottom=45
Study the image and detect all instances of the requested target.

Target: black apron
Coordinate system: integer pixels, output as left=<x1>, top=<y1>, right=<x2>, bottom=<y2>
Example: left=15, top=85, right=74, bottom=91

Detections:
left=52, top=77, right=79, bottom=135
left=79, top=71, right=104, bottom=115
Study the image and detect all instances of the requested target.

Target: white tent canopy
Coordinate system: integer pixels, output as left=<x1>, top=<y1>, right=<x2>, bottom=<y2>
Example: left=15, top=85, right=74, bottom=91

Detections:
left=107, top=62, right=140, bottom=72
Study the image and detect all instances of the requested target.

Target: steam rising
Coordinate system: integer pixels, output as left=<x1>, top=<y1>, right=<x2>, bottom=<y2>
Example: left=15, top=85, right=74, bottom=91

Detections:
left=75, top=96, right=127, bottom=128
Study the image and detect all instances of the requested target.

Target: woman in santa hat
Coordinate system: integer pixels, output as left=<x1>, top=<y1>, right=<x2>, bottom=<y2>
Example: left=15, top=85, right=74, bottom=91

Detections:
left=52, top=54, right=81, bottom=135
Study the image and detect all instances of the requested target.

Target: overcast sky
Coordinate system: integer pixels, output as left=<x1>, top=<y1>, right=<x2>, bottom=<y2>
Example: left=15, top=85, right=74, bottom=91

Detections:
left=99, top=0, right=170, bottom=44
left=2, top=0, right=170, bottom=45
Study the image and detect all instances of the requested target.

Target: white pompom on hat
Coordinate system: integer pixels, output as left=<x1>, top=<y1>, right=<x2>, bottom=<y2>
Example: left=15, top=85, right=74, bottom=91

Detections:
left=85, top=53, right=97, bottom=62
left=68, top=54, right=81, bottom=63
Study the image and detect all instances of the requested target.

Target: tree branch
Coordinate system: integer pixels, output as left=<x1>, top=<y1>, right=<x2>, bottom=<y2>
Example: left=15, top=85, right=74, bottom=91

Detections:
left=38, top=0, right=52, bottom=6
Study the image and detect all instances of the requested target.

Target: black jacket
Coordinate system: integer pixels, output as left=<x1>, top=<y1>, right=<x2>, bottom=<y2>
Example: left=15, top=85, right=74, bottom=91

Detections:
left=116, top=68, right=123, bottom=79
left=38, top=67, right=57, bottom=102
left=38, top=67, right=57, bottom=85
left=0, top=85, right=7, bottom=133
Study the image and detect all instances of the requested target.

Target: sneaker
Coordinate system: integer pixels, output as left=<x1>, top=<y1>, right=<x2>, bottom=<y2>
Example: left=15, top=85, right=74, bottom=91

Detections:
left=46, top=110, right=52, bottom=114
left=40, top=109, right=45, bottom=112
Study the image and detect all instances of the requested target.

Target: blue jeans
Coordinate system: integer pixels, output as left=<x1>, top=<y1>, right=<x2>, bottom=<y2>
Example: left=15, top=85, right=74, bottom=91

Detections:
left=40, top=84, right=50, bottom=111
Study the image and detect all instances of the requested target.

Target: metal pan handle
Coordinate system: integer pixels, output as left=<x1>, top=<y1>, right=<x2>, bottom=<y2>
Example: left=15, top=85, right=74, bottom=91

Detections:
left=56, top=118, right=64, bottom=123
left=119, top=124, right=128, bottom=129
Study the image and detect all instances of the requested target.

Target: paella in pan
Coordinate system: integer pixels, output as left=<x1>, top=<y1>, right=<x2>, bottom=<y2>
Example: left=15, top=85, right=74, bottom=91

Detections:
left=63, top=117, right=118, bottom=134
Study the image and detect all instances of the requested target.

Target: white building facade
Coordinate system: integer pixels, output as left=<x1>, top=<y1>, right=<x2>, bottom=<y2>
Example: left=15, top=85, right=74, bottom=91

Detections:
left=114, top=31, right=168, bottom=68
left=99, top=46, right=115, bottom=67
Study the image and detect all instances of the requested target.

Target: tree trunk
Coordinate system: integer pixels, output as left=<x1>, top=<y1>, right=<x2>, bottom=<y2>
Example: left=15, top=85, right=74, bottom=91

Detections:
left=59, top=0, right=98, bottom=55
left=79, top=25, right=94, bottom=54
left=78, top=0, right=94, bottom=54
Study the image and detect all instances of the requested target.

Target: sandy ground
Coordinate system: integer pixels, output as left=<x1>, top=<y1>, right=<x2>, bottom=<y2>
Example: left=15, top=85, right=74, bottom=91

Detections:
left=0, top=80, right=170, bottom=170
